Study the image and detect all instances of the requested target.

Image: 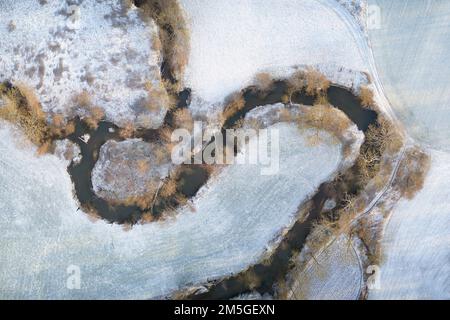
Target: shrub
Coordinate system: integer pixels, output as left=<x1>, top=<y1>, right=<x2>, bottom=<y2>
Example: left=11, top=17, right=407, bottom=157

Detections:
left=145, top=80, right=174, bottom=112
left=287, top=70, right=306, bottom=93
left=172, top=108, right=193, bottom=130
left=253, top=72, right=274, bottom=93
left=138, top=0, right=190, bottom=85
left=83, top=106, right=105, bottom=130
left=50, top=113, right=76, bottom=136
left=159, top=126, right=173, bottom=143
left=119, top=122, right=135, bottom=139
left=395, top=147, right=430, bottom=200
left=314, top=94, right=329, bottom=106
left=160, top=178, right=177, bottom=198
left=305, top=68, right=330, bottom=96
left=299, top=104, right=350, bottom=140
left=0, top=84, right=52, bottom=151
left=220, top=92, right=245, bottom=124
left=359, top=86, right=375, bottom=108
left=74, top=90, right=92, bottom=108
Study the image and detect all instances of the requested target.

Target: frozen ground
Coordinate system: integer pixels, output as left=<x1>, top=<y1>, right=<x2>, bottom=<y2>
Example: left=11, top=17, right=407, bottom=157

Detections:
left=180, top=0, right=367, bottom=114
left=0, top=0, right=166, bottom=128
left=369, top=149, right=450, bottom=299
left=0, top=115, right=352, bottom=299
left=364, top=0, right=450, bottom=299
left=368, top=0, right=450, bottom=151
left=92, top=139, right=171, bottom=202
left=286, top=235, right=364, bottom=300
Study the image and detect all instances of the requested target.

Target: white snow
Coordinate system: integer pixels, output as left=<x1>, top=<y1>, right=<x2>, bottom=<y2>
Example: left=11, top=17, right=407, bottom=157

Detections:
left=369, top=149, right=450, bottom=300
left=180, top=0, right=367, bottom=106
left=368, top=0, right=450, bottom=151
left=286, top=235, right=364, bottom=300
left=0, top=117, right=349, bottom=299
left=0, top=0, right=166, bottom=128
left=365, top=0, right=450, bottom=299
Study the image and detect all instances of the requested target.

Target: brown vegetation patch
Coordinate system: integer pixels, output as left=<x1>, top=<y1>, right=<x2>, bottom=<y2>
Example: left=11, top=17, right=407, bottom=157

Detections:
left=220, top=92, right=246, bottom=124
left=393, top=147, right=430, bottom=200
left=253, top=72, right=274, bottom=93
left=0, top=82, right=75, bottom=153
left=359, top=86, right=375, bottom=109
left=137, top=0, right=190, bottom=88
left=145, top=80, right=174, bottom=112
left=172, top=107, right=193, bottom=130
left=297, top=104, right=351, bottom=143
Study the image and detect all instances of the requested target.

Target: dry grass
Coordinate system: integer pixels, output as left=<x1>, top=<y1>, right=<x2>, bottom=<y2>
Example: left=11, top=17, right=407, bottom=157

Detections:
left=394, top=147, right=430, bottom=200
left=314, top=94, right=329, bottom=106
left=172, top=108, right=193, bottom=130
left=141, top=212, right=155, bottom=223
left=122, top=0, right=134, bottom=10
left=144, top=80, right=172, bottom=112
left=73, top=91, right=105, bottom=129
left=0, top=83, right=53, bottom=151
left=160, top=178, right=177, bottom=198
left=159, top=125, right=173, bottom=143
left=119, top=122, right=135, bottom=139
left=220, top=92, right=245, bottom=124
left=253, top=72, right=274, bottom=92
left=73, top=90, right=92, bottom=108
left=83, top=106, right=105, bottom=130
left=15, top=83, right=44, bottom=119
left=138, top=0, right=190, bottom=86
left=355, top=116, right=404, bottom=188
left=279, top=108, right=293, bottom=122
left=49, top=113, right=76, bottom=137
left=299, top=104, right=350, bottom=141
left=359, top=86, right=375, bottom=109
left=137, top=159, right=150, bottom=174
left=287, top=70, right=307, bottom=94
left=153, top=144, right=169, bottom=164
left=305, top=68, right=330, bottom=96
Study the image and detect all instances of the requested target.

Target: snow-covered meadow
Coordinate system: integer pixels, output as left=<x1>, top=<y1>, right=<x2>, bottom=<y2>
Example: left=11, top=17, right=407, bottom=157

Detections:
left=369, top=150, right=450, bottom=299
left=286, top=235, right=364, bottom=300
left=0, top=0, right=166, bottom=128
left=180, top=0, right=368, bottom=117
left=368, top=0, right=450, bottom=151
left=366, top=0, right=450, bottom=299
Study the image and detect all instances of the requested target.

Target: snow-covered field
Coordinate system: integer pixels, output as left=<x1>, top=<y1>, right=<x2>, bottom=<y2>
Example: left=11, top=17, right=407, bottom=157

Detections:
left=0, top=0, right=166, bottom=128
left=180, top=0, right=368, bottom=115
left=369, top=149, right=450, bottom=299
left=368, top=0, right=450, bottom=151
left=287, top=235, right=364, bottom=300
left=0, top=114, right=353, bottom=299
left=365, top=0, right=450, bottom=300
